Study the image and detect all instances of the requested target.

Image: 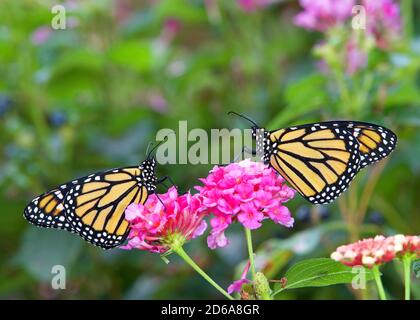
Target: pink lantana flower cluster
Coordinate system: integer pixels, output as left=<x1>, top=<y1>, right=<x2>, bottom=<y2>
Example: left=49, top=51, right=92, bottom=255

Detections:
left=364, top=0, right=401, bottom=49
left=294, top=0, right=355, bottom=32
left=196, top=159, right=296, bottom=249
left=121, top=187, right=207, bottom=253
left=294, top=0, right=402, bottom=75
left=331, top=235, right=420, bottom=268
left=345, top=39, right=368, bottom=75
left=294, top=0, right=401, bottom=36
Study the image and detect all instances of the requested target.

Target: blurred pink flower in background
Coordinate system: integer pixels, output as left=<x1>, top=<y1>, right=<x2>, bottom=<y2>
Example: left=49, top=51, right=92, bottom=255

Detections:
left=228, top=261, right=251, bottom=294
left=147, top=92, right=168, bottom=113
left=296, top=0, right=402, bottom=75
left=31, top=26, right=52, bottom=45
left=363, top=0, right=401, bottom=49
left=114, top=0, right=133, bottom=24
left=331, top=235, right=420, bottom=268
left=64, top=0, right=79, bottom=10
left=237, top=0, right=272, bottom=12
left=294, top=0, right=402, bottom=48
left=345, top=38, right=367, bottom=75
left=121, top=187, right=207, bottom=253
left=196, top=159, right=295, bottom=249
left=160, top=18, right=182, bottom=44
left=164, top=18, right=183, bottom=35
left=294, top=0, right=355, bottom=32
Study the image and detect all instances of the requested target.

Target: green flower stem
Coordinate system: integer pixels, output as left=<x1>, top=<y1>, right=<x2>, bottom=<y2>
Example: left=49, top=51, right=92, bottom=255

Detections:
left=403, top=255, right=412, bottom=300
left=244, top=227, right=256, bottom=281
left=402, top=0, right=413, bottom=42
left=172, top=245, right=234, bottom=300
left=372, top=266, right=387, bottom=300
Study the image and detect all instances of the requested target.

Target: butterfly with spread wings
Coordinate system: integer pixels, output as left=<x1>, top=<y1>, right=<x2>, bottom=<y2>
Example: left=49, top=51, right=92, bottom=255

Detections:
left=24, top=145, right=171, bottom=249
left=229, top=112, right=397, bottom=205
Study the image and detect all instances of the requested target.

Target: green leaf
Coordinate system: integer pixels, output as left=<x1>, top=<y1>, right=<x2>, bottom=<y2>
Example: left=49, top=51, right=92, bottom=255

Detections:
left=274, top=258, right=375, bottom=295
left=47, top=49, right=105, bottom=97
left=268, top=74, right=328, bottom=129
left=384, top=79, right=420, bottom=108
left=109, top=41, right=153, bottom=72
left=155, top=0, right=207, bottom=23
left=0, top=271, right=33, bottom=295
left=13, top=228, right=82, bottom=282
left=393, top=106, right=420, bottom=127
left=104, top=108, right=151, bottom=136
left=50, top=48, right=105, bottom=75
left=120, top=9, right=158, bottom=37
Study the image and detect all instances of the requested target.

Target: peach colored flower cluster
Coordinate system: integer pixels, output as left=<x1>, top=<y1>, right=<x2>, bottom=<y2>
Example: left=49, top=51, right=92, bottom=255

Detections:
left=331, top=235, right=420, bottom=268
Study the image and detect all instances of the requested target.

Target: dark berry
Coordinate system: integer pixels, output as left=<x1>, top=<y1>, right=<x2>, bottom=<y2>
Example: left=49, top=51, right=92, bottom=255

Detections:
left=317, top=206, right=330, bottom=220
left=368, top=211, right=384, bottom=225
left=0, top=95, right=13, bottom=117
left=296, top=205, right=311, bottom=223
left=48, top=111, right=67, bottom=128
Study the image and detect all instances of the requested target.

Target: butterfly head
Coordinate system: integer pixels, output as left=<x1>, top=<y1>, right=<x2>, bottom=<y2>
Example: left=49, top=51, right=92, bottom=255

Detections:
left=139, top=157, right=158, bottom=193
left=227, top=112, right=272, bottom=163
left=141, top=136, right=172, bottom=193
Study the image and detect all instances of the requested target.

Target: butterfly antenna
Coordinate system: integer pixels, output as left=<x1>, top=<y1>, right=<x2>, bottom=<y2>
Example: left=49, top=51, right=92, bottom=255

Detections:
left=145, top=142, right=154, bottom=157
left=227, top=111, right=259, bottom=127
left=147, top=133, right=174, bottom=159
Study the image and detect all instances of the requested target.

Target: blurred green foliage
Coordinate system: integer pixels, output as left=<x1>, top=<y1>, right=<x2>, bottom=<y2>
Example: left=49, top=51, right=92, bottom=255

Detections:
left=0, top=0, right=419, bottom=299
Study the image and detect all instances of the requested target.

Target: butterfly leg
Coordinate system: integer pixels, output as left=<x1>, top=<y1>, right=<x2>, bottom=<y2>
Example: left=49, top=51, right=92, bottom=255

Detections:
left=157, top=175, right=176, bottom=188
left=157, top=175, right=191, bottom=196
left=155, top=193, right=168, bottom=211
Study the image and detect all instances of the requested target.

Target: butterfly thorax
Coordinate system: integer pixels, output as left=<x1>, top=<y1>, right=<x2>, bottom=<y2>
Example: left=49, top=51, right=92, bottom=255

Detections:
left=252, top=127, right=272, bottom=164
left=139, top=157, right=158, bottom=193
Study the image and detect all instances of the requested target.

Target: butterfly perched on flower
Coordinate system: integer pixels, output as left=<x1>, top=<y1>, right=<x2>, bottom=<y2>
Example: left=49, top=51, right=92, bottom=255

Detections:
left=229, top=112, right=397, bottom=205
left=23, top=143, right=171, bottom=249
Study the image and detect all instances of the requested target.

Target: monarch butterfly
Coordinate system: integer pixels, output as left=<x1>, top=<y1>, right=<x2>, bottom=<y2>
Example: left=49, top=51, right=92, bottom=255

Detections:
left=24, top=144, right=170, bottom=249
left=229, top=112, right=397, bottom=205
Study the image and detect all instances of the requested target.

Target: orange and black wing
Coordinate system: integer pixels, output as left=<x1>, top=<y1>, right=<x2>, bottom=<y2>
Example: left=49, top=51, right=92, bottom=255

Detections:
left=24, top=185, right=74, bottom=232
left=64, top=167, right=149, bottom=249
left=24, top=167, right=149, bottom=249
left=339, top=121, right=397, bottom=168
left=267, top=123, right=361, bottom=204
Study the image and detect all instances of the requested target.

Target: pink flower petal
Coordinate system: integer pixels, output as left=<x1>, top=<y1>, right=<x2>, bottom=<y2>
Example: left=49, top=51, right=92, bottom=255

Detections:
left=192, top=220, right=208, bottom=238
left=125, top=203, right=142, bottom=221
left=227, top=278, right=250, bottom=294
left=237, top=203, right=264, bottom=230
left=267, top=206, right=294, bottom=228
left=207, top=231, right=229, bottom=249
